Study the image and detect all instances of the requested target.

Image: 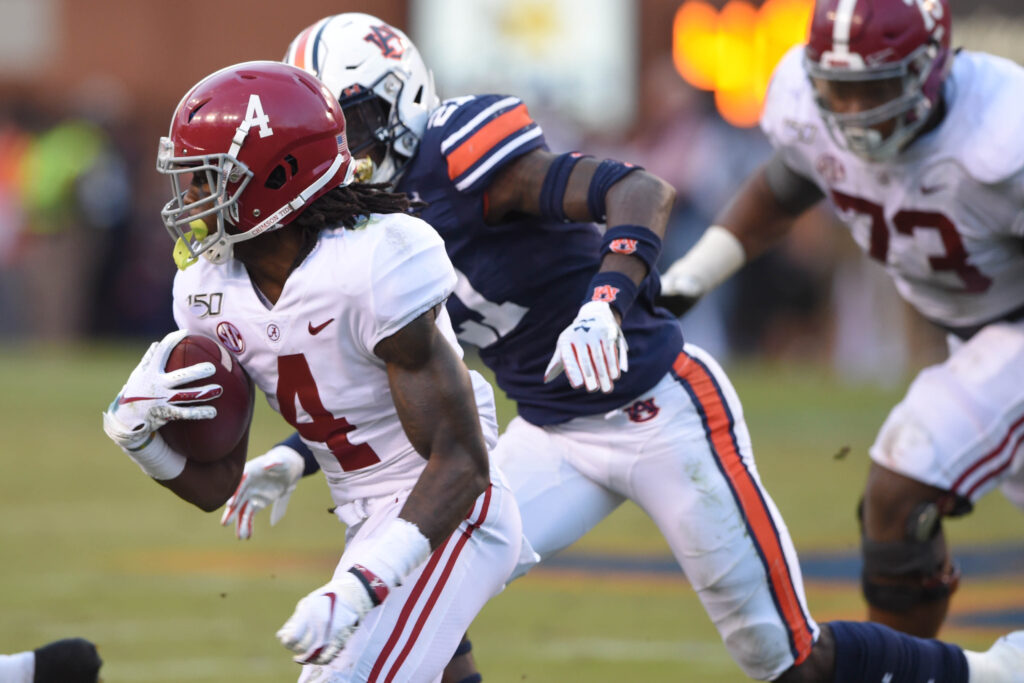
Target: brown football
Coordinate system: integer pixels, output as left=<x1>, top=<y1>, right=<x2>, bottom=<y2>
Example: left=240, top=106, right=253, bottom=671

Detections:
left=159, top=333, right=253, bottom=463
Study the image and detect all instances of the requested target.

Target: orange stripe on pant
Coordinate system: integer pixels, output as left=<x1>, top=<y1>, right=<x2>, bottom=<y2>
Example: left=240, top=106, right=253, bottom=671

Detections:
left=445, top=104, right=533, bottom=180
left=672, top=352, right=815, bottom=665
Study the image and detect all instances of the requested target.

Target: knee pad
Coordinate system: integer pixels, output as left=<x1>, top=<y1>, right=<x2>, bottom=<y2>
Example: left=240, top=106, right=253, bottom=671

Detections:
left=858, top=499, right=962, bottom=612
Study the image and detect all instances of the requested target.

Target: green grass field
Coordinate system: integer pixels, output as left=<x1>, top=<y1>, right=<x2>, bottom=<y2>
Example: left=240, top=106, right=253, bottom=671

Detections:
left=0, top=343, right=1020, bottom=682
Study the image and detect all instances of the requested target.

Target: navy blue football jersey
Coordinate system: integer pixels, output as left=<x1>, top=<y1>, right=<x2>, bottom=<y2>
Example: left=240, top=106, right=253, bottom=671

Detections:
left=398, top=94, right=683, bottom=425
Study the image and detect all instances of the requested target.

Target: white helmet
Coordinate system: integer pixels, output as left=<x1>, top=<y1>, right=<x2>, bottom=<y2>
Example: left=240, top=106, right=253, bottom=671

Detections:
left=284, top=13, right=438, bottom=184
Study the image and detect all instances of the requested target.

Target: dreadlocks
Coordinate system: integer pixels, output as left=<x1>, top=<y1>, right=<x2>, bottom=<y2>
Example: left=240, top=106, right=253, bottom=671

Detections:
left=287, top=182, right=427, bottom=271
left=293, top=182, right=423, bottom=231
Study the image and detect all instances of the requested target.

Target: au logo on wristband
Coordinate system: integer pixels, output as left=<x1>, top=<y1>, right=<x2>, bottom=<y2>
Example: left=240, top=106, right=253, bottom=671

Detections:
left=591, top=285, right=620, bottom=302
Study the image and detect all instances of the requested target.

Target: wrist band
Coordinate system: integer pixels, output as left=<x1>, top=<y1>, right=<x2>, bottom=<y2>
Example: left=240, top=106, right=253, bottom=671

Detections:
left=584, top=270, right=639, bottom=316
left=664, top=225, right=746, bottom=296
left=601, top=224, right=662, bottom=274
left=348, top=564, right=390, bottom=606
left=126, top=431, right=187, bottom=481
left=346, top=517, right=432, bottom=589
left=280, top=432, right=320, bottom=476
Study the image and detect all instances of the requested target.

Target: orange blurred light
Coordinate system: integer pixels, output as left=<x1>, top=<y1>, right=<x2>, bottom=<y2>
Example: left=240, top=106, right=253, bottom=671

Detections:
left=673, top=1, right=719, bottom=91
left=672, top=0, right=813, bottom=127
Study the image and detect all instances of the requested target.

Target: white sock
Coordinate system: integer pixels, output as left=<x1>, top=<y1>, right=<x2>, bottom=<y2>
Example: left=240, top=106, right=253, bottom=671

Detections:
left=0, top=651, right=34, bottom=683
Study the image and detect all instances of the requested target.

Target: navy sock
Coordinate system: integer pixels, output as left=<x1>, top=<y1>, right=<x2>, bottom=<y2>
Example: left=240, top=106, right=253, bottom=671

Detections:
left=829, top=620, right=968, bottom=683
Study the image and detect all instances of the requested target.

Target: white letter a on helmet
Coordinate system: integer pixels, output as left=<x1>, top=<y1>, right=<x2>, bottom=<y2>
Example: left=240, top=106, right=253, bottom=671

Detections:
left=244, top=94, right=274, bottom=138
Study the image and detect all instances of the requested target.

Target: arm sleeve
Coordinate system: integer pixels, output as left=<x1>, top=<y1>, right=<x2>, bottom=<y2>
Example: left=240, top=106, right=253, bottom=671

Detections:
left=763, top=151, right=824, bottom=215
left=433, top=94, right=547, bottom=194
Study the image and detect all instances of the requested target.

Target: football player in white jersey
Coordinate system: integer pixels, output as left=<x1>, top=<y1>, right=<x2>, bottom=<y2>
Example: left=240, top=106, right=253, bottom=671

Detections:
left=662, top=0, right=1024, bottom=641
left=101, top=61, right=524, bottom=681
left=214, top=12, right=1024, bottom=683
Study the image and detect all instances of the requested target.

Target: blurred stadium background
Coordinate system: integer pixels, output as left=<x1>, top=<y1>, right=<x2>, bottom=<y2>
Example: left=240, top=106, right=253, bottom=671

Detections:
left=0, top=1, right=1021, bottom=681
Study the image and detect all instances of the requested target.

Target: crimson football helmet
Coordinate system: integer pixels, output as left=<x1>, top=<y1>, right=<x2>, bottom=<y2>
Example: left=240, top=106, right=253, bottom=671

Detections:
left=157, top=61, right=353, bottom=269
left=283, top=13, right=438, bottom=184
left=804, top=0, right=952, bottom=161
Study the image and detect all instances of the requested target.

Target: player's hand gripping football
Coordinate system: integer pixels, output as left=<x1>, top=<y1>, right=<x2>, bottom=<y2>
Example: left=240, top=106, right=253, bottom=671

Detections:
left=220, top=446, right=306, bottom=540
left=102, top=329, right=220, bottom=451
left=277, top=569, right=383, bottom=665
left=544, top=300, right=629, bottom=393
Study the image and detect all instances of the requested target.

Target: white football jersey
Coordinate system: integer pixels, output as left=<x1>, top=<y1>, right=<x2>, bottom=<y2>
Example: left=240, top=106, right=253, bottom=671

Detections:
left=762, top=47, right=1024, bottom=328
left=172, top=212, right=486, bottom=506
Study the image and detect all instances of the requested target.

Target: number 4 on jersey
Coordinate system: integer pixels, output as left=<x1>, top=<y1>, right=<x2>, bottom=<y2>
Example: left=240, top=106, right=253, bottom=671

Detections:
left=276, top=353, right=380, bottom=471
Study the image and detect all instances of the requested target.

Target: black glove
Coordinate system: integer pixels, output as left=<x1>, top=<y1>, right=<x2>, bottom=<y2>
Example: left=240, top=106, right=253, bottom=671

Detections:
left=33, top=638, right=101, bottom=683
left=655, top=292, right=701, bottom=318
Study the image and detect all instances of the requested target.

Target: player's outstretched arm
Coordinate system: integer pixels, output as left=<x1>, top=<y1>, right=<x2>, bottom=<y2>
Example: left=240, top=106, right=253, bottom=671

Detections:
left=277, top=307, right=490, bottom=665
left=220, top=439, right=312, bottom=540
left=485, top=148, right=676, bottom=392
left=659, top=152, right=823, bottom=315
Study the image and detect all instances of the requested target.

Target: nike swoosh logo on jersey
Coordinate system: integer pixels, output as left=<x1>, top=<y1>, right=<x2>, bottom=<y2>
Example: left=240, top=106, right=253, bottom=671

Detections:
left=308, top=318, right=335, bottom=335
left=920, top=184, right=945, bottom=195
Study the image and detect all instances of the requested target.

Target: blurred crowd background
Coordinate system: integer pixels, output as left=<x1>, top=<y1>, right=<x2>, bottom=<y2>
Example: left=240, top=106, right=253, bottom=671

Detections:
left=0, top=0, right=1020, bottom=385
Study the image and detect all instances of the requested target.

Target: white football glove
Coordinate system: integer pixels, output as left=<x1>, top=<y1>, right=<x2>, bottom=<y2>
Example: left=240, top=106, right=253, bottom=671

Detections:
left=544, top=300, right=628, bottom=393
left=220, top=445, right=306, bottom=540
left=660, top=262, right=705, bottom=299
left=102, top=329, right=220, bottom=451
left=277, top=571, right=379, bottom=665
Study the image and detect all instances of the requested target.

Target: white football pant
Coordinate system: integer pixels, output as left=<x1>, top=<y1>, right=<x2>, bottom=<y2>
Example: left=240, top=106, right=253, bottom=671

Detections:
left=495, top=343, right=819, bottom=681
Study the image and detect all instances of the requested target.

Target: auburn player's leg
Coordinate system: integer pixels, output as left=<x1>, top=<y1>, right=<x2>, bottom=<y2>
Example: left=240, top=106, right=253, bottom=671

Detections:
left=491, top=416, right=625, bottom=573
left=621, top=344, right=817, bottom=679
left=860, top=321, right=1024, bottom=638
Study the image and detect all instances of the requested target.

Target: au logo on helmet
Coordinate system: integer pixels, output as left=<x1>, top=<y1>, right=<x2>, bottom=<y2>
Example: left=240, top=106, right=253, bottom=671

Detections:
left=364, top=24, right=405, bottom=60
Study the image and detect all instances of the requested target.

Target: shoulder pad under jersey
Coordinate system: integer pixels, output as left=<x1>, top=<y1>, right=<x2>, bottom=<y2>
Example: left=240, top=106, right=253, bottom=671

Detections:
left=421, top=94, right=546, bottom=193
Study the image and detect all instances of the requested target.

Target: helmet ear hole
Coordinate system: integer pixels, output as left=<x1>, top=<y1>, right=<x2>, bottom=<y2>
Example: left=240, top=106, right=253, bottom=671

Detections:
left=264, top=155, right=300, bottom=190
left=265, top=165, right=287, bottom=190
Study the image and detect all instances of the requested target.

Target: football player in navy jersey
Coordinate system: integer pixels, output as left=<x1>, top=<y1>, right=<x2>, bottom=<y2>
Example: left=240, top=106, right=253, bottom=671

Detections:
left=219, top=13, right=1024, bottom=683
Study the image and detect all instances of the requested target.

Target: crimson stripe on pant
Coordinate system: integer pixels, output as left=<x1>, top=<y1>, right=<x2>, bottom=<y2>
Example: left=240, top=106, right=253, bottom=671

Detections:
left=951, top=413, right=1024, bottom=499
left=368, top=485, right=493, bottom=681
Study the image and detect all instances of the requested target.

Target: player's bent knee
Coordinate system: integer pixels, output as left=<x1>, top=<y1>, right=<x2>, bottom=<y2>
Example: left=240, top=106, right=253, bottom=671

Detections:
left=723, top=623, right=799, bottom=681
